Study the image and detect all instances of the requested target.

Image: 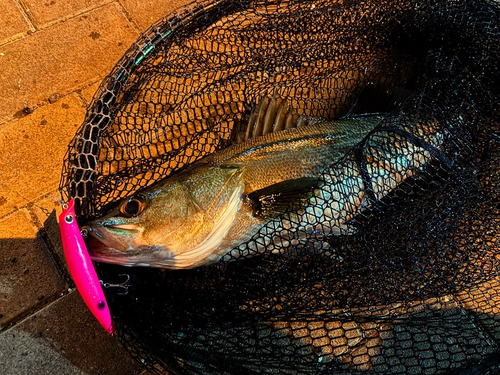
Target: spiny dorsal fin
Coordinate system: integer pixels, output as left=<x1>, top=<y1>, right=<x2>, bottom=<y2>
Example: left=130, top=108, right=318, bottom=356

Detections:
left=247, top=177, right=318, bottom=219
left=233, top=96, right=322, bottom=144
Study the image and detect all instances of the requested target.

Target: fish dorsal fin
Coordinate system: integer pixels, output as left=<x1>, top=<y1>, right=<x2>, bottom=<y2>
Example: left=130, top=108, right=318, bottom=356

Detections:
left=247, top=177, right=318, bottom=219
left=233, top=96, right=321, bottom=144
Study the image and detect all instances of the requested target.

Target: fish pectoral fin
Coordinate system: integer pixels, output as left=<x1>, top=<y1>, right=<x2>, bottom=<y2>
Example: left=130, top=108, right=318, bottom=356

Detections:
left=247, top=177, right=318, bottom=220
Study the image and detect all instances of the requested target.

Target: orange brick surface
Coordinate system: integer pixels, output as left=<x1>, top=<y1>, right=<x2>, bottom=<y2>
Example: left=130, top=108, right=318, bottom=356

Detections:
left=0, top=1, right=32, bottom=44
left=20, top=0, right=113, bottom=28
left=0, top=2, right=138, bottom=124
left=0, top=94, right=84, bottom=217
left=120, top=0, right=190, bottom=31
left=0, top=1, right=190, bottom=374
left=78, top=81, right=101, bottom=106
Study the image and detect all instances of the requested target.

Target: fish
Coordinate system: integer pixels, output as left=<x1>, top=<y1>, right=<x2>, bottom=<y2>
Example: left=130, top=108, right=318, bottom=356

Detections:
left=83, top=93, right=448, bottom=269
left=83, top=105, right=385, bottom=269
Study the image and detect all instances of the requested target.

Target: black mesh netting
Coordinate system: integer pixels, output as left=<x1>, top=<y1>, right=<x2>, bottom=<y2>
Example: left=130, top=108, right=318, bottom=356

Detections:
left=59, top=0, right=500, bottom=373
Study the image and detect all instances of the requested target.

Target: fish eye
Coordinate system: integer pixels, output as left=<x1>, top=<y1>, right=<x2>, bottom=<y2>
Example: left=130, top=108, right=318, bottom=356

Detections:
left=119, top=195, right=147, bottom=218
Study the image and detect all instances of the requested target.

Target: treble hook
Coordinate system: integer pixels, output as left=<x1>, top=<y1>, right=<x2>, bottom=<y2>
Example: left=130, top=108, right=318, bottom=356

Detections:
left=100, top=274, right=130, bottom=295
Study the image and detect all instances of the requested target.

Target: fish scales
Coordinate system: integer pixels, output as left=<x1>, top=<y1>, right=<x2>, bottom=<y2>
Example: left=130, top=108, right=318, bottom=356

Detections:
left=83, top=114, right=444, bottom=269
left=210, top=118, right=381, bottom=194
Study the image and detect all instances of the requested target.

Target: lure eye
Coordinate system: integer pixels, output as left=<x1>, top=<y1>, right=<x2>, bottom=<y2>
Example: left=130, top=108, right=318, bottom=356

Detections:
left=119, top=196, right=147, bottom=218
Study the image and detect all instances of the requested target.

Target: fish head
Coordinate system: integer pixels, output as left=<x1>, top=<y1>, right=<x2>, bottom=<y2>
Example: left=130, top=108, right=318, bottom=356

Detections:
left=83, top=164, right=245, bottom=269
left=83, top=178, right=206, bottom=267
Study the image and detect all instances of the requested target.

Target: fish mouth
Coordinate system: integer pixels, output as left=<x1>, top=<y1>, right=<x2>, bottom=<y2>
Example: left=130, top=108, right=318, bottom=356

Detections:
left=83, top=224, right=137, bottom=257
left=83, top=226, right=174, bottom=267
left=85, top=236, right=164, bottom=267
left=82, top=224, right=141, bottom=250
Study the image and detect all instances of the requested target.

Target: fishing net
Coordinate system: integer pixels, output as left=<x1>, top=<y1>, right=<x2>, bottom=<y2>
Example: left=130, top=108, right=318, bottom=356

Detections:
left=59, top=0, right=500, bottom=373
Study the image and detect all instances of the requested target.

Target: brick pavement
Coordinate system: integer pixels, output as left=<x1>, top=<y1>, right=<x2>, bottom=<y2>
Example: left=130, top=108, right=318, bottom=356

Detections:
left=0, top=1, right=191, bottom=374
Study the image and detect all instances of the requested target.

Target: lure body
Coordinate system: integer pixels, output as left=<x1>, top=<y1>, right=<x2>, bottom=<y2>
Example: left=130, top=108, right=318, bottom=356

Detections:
left=59, top=200, right=114, bottom=334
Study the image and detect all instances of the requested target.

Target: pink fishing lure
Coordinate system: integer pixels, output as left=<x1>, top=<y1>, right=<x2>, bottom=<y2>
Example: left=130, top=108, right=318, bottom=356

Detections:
left=59, top=200, right=115, bottom=334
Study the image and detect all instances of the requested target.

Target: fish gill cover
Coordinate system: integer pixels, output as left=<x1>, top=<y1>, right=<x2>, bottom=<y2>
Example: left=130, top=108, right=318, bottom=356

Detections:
left=59, top=0, right=500, bottom=374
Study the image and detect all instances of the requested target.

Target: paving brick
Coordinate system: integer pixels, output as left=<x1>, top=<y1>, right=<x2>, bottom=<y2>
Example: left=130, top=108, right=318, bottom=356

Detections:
left=0, top=1, right=32, bottom=45
left=31, top=193, right=64, bottom=241
left=0, top=210, right=67, bottom=328
left=0, top=328, right=85, bottom=375
left=21, top=0, right=112, bottom=29
left=13, top=290, right=144, bottom=374
left=0, top=2, right=138, bottom=123
left=119, top=0, right=191, bottom=32
left=0, top=94, right=84, bottom=218
left=78, top=80, right=101, bottom=107
left=30, top=194, right=69, bottom=275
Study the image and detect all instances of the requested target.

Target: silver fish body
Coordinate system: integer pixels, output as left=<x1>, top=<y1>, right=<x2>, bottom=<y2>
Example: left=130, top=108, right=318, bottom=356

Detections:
left=83, top=116, right=383, bottom=269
